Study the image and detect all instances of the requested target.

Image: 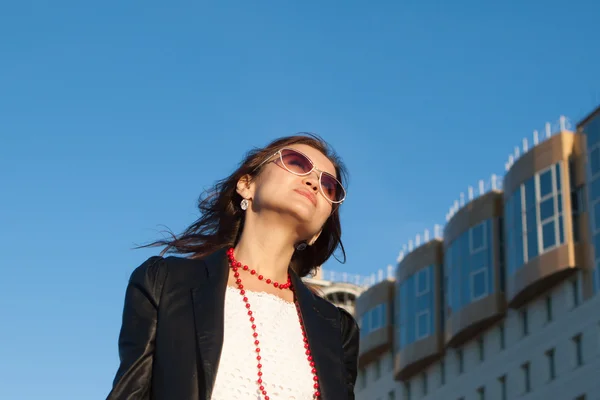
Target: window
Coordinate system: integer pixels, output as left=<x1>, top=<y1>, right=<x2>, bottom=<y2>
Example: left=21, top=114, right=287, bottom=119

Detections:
left=470, top=221, right=486, bottom=253
left=505, top=163, right=565, bottom=273
left=457, top=349, right=464, bottom=374
left=360, top=303, right=387, bottom=337
left=374, top=359, right=381, bottom=380
left=421, top=372, right=427, bottom=396
left=520, top=309, right=529, bottom=336
left=573, top=334, right=583, bottom=367
left=546, top=348, right=556, bottom=381
left=477, top=336, right=485, bottom=362
left=403, top=382, right=411, bottom=400
left=440, top=359, right=446, bottom=386
left=471, top=268, right=488, bottom=300
left=571, top=278, right=580, bottom=308
left=399, top=265, right=435, bottom=349
left=521, top=362, right=531, bottom=394
left=477, top=386, right=485, bottom=400
left=498, top=375, right=507, bottom=400
left=546, top=295, right=553, bottom=322
left=445, top=219, right=494, bottom=314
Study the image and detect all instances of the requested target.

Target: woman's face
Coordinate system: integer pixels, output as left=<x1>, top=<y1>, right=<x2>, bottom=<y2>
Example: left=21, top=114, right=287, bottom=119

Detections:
left=240, top=143, right=340, bottom=241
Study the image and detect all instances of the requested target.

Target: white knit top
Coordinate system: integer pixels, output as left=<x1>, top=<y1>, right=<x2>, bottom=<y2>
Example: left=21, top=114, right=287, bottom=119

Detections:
left=211, top=286, right=316, bottom=400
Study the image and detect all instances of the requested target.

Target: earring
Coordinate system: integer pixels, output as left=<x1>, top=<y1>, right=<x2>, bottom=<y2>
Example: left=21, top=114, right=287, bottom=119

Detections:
left=240, top=199, right=249, bottom=211
left=296, top=242, right=307, bottom=251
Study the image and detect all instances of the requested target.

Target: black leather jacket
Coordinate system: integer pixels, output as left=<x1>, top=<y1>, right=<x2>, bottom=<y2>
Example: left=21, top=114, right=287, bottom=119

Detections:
left=106, top=248, right=360, bottom=400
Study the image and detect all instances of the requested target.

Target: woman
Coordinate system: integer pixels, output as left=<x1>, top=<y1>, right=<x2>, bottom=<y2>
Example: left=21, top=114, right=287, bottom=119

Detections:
left=107, top=134, right=359, bottom=400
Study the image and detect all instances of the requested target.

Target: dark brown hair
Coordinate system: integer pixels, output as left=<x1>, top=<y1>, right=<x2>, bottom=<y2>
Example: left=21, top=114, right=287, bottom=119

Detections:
left=146, top=133, right=348, bottom=277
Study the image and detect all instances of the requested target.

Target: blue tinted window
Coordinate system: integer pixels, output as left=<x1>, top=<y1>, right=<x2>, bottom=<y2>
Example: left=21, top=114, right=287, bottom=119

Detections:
left=584, top=115, right=600, bottom=295
left=444, top=219, right=494, bottom=314
left=472, top=269, right=487, bottom=299
left=591, top=147, right=600, bottom=176
left=360, top=303, right=387, bottom=338
left=539, top=198, right=554, bottom=221
left=504, top=163, right=564, bottom=274
left=542, top=221, right=556, bottom=250
left=540, top=170, right=553, bottom=197
left=398, top=265, right=436, bottom=349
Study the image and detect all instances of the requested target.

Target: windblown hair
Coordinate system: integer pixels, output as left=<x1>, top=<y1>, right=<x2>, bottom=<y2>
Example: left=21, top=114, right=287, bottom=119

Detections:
left=146, top=133, right=348, bottom=277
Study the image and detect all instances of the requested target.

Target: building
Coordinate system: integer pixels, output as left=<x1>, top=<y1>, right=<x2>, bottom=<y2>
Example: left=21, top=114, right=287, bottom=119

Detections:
left=355, top=106, right=600, bottom=400
left=303, top=266, right=376, bottom=316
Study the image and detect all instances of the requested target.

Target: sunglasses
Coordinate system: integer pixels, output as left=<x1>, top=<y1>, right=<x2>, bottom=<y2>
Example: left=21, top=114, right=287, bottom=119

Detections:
left=255, top=147, right=346, bottom=204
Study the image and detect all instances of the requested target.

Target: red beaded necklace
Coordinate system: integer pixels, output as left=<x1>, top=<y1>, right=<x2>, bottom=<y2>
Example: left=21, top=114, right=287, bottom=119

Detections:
left=226, top=247, right=321, bottom=400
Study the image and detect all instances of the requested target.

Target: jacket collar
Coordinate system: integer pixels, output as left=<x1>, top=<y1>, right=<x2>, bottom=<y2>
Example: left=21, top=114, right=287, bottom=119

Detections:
left=191, top=248, right=346, bottom=400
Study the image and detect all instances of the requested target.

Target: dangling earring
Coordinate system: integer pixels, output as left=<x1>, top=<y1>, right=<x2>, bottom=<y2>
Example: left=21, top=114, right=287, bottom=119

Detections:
left=296, top=242, right=307, bottom=251
left=240, top=199, right=249, bottom=211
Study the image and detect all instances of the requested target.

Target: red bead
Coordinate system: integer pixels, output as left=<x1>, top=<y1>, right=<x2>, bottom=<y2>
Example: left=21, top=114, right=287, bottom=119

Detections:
left=258, top=274, right=263, bottom=280
left=243, top=265, right=249, bottom=270
left=250, top=269, right=256, bottom=275
left=274, top=282, right=279, bottom=288
left=266, top=279, right=271, bottom=284
left=245, top=304, right=251, bottom=309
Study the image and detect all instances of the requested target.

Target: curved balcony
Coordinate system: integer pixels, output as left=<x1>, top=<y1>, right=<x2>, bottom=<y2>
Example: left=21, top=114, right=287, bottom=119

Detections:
left=503, top=131, right=589, bottom=308
left=356, top=279, right=394, bottom=366
left=443, top=191, right=507, bottom=347
left=394, top=239, right=444, bottom=381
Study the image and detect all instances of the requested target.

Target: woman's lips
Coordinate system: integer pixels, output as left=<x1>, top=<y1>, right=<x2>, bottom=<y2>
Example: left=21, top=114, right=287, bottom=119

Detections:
left=294, top=189, right=317, bottom=206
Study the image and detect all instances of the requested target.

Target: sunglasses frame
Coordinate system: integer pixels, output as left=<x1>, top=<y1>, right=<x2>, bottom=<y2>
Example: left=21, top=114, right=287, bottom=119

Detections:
left=254, top=147, right=346, bottom=204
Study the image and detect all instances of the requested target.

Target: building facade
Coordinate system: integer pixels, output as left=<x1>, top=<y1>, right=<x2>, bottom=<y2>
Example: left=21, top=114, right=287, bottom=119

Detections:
left=355, top=106, right=600, bottom=400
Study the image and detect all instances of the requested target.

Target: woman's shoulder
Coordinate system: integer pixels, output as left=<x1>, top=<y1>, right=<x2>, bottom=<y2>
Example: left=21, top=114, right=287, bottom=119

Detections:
left=128, top=254, right=208, bottom=289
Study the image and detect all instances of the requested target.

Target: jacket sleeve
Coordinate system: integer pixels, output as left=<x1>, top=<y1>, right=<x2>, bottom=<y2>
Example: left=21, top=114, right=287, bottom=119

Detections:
left=106, top=257, right=168, bottom=400
left=338, top=307, right=360, bottom=399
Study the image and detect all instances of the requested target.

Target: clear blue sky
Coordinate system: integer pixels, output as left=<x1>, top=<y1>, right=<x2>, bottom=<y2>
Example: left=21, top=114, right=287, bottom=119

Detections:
left=1, top=1, right=598, bottom=399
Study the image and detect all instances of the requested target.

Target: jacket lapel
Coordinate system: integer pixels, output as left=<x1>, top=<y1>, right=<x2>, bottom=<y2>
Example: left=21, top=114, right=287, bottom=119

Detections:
left=190, top=248, right=229, bottom=400
left=290, top=270, right=346, bottom=400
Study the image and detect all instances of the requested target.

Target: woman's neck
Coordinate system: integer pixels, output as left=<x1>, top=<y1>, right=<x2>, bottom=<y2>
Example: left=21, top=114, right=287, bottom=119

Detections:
left=233, top=218, right=298, bottom=285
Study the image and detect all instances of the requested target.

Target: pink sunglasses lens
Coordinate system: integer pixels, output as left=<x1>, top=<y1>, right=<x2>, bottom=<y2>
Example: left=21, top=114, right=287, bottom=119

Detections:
left=280, top=149, right=313, bottom=174
left=321, top=173, right=345, bottom=202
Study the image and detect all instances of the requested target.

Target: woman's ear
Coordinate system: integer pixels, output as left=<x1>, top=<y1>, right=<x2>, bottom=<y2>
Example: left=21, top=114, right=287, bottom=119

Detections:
left=236, top=174, right=254, bottom=200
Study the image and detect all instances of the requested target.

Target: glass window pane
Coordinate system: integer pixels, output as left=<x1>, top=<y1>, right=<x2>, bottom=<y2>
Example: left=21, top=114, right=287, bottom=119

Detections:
left=557, top=193, right=563, bottom=214
left=527, top=229, right=538, bottom=260
left=472, top=269, right=487, bottom=299
left=417, top=293, right=429, bottom=311
left=471, top=223, right=485, bottom=251
left=539, top=169, right=553, bottom=197
left=417, top=269, right=428, bottom=293
left=590, top=178, right=600, bottom=201
left=555, top=163, right=562, bottom=191
left=539, top=197, right=555, bottom=221
left=515, top=233, right=525, bottom=269
left=559, top=215, right=564, bottom=245
left=591, top=147, right=600, bottom=175
left=417, top=312, right=429, bottom=338
left=542, top=221, right=556, bottom=250
left=594, top=201, right=600, bottom=233
left=371, top=306, right=381, bottom=330
left=524, top=180, right=536, bottom=209
left=525, top=208, right=537, bottom=234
